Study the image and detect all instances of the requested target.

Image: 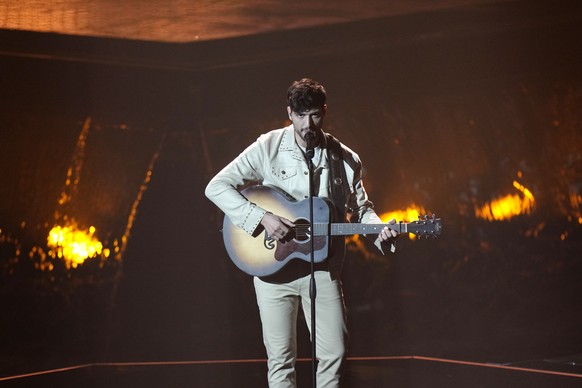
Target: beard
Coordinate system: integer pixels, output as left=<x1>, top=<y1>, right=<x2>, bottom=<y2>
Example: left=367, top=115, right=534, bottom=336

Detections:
left=296, top=127, right=322, bottom=146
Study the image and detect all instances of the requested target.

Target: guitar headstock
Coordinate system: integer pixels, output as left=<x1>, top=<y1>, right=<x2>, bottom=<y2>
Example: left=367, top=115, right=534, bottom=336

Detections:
left=407, top=215, right=443, bottom=238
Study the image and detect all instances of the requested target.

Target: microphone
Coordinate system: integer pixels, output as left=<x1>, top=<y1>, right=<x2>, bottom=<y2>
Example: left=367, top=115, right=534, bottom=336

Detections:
left=305, top=132, right=315, bottom=160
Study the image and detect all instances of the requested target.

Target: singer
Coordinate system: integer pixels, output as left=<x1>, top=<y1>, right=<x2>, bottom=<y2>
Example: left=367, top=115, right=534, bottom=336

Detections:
left=205, top=78, right=398, bottom=387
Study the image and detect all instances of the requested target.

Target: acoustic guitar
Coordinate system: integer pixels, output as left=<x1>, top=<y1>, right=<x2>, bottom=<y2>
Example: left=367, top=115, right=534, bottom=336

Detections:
left=222, top=185, right=442, bottom=276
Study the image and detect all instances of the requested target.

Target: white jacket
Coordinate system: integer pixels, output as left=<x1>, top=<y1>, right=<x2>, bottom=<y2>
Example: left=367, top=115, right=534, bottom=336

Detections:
left=205, top=125, right=386, bottom=277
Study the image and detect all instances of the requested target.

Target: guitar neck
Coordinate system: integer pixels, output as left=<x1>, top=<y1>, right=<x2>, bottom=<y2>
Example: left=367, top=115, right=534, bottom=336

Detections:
left=314, top=222, right=407, bottom=236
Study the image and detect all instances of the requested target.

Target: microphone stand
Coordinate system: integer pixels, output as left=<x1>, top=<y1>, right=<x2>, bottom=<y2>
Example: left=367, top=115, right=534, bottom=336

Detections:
left=304, top=136, right=317, bottom=388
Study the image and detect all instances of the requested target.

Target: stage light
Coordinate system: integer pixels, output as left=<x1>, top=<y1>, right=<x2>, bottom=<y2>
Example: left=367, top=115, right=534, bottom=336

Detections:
left=475, top=179, right=535, bottom=221
left=47, top=222, right=108, bottom=269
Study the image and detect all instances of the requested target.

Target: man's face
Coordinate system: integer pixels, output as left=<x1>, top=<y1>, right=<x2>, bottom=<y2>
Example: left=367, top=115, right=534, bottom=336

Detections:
left=287, top=105, right=326, bottom=147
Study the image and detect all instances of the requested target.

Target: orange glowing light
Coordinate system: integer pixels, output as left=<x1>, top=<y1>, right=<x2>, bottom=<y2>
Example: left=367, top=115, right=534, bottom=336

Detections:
left=47, top=223, right=108, bottom=269
left=378, top=205, right=428, bottom=239
left=569, top=191, right=582, bottom=223
left=22, top=117, right=161, bottom=272
left=45, top=117, right=111, bottom=270
left=475, top=180, right=535, bottom=221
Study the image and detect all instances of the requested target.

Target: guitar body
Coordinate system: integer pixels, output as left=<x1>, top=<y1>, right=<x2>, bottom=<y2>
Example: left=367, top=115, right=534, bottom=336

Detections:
left=222, top=185, right=331, bottom=276
left=222, top=185, right=442, bottom=276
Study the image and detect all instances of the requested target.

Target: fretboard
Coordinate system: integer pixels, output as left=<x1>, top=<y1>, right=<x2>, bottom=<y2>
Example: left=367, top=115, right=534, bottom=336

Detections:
left=313, top=223, right=407, bottom=236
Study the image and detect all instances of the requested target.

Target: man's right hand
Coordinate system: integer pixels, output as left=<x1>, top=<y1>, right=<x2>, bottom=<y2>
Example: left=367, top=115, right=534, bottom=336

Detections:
left=260, top=212, right=295, bottom=241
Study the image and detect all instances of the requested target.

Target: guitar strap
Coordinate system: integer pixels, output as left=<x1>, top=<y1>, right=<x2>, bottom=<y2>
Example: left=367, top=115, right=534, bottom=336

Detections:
left=325, top=133, right=348, bottom=222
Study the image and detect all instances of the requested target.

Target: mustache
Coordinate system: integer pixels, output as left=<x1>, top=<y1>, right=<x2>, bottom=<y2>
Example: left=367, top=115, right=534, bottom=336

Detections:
left=304, top=131, right=316, bottom=140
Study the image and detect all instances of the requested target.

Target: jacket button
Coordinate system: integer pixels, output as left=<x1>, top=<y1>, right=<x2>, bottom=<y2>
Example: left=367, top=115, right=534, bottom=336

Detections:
left=304, top=171, right=308, bottom=175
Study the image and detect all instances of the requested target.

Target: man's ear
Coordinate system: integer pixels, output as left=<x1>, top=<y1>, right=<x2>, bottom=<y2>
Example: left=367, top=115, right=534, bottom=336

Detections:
left=287, top=106, right=292, bottom=119
left=322, top=104, right=328, bottom=116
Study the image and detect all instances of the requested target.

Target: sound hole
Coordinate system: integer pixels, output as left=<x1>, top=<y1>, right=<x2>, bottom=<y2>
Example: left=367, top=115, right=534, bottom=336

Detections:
left=293, top=218, right=310, bottom=242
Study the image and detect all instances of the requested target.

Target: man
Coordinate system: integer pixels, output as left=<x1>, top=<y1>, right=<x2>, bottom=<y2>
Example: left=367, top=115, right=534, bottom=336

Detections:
left=205, top=78, right=397, bottom=387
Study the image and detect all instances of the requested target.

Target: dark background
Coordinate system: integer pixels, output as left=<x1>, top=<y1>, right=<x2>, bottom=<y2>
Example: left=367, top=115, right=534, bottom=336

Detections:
left=1, top=0, right=581, bottom=381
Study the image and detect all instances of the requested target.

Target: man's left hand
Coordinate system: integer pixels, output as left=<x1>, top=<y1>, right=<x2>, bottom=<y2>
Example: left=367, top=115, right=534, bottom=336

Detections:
left=379, top=218, right=399, bottom=242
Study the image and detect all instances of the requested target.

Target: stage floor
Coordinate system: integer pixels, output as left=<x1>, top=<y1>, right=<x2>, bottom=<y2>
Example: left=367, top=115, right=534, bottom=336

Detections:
left=2, top=355, right=581, bottom=387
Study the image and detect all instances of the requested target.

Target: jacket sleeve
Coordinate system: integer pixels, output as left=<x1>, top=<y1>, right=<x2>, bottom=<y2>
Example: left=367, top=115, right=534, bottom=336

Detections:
left=204, top=141, right=268, bottom=235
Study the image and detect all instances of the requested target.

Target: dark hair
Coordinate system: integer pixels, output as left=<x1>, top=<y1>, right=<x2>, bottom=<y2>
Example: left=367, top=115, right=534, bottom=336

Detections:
left=286, top=78, right=327, bottom=112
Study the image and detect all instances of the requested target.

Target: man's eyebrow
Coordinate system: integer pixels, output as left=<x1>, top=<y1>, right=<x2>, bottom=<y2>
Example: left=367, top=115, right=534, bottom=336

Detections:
left=296, top=109, right=322, bottom=114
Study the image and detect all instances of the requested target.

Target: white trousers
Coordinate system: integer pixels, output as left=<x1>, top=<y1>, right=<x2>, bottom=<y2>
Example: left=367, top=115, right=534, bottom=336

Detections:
left=253, top=271, right=348, bottom=388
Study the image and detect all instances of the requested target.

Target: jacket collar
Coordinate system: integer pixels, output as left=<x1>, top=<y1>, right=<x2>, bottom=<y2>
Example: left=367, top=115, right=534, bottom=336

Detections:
left=279, top=125, right=296, bottom=151
left=278, top=125, right=301, bottom=162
